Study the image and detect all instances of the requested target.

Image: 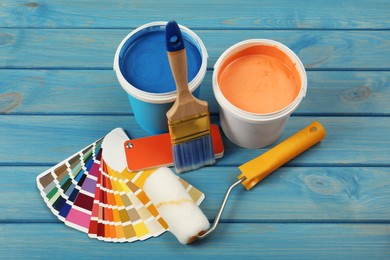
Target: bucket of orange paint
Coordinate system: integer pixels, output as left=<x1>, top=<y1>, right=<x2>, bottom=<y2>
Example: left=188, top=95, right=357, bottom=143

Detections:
left=213, top=39, right=307, bottom=148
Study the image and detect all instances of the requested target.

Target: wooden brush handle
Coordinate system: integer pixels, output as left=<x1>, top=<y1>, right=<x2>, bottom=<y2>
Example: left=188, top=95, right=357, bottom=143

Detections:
left=166, top=21, right=191, bottom=102
left=166, top=21, right=208, bottom=121
left=167, top=50, right=192, bottom=102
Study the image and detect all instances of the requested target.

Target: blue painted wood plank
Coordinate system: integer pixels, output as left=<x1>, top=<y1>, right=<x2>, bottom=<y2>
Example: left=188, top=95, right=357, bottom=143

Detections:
left=0, top=29, right=389, bottom=70
left=1, top=70, right=389, bottom=115
left=0, top=223, right=388, bottom=259
left=0, top=0, right=388, bottom=258
left=1, top=0, right=389, bottom=29
left=0, top=116, right=389, bottom=166
left=1, top=166, right=389, bottom=222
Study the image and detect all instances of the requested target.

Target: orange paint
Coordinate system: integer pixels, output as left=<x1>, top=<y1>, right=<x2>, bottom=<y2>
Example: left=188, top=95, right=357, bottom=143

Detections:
left=218, top=45, right=301, bottom=114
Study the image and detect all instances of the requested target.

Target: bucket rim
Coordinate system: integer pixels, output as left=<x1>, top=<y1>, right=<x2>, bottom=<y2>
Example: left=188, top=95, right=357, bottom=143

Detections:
left=113, top=21, right=208, bottom=104
left=213, top=39, right=307, bottom=122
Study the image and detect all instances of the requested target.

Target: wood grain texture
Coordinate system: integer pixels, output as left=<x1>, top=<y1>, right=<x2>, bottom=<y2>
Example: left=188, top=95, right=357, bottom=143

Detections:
left=1, top=116, right=389, bottom=166
left=1, top=70, right=389, bottom=115
left=0, top=29, right=389, bottom=69
left=1, top=0, right=389, bottom=257
left=1, top=0, right=389, bottom=29
left=1, top=166, right=388, bottom=222
left=0, top=223, right=388, bottom=259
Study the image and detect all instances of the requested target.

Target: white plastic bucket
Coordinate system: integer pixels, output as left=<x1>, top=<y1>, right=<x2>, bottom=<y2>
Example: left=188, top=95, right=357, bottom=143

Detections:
left=213, top=39, right=307, bottom=148
left=114, top=22, right=208, bottom=134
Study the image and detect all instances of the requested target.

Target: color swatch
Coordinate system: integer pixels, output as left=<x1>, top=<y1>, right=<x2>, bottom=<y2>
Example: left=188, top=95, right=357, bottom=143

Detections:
left=36, top=128, right=205, bottom=242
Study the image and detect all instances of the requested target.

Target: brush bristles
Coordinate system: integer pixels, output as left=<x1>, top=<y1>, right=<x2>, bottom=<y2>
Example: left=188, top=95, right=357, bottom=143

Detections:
left=172, top=134, right=215, bottom=173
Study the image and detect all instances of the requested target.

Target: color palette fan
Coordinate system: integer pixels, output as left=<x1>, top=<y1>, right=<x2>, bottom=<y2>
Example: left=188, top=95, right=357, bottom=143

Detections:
left=36, top=128, right=206, bottom=242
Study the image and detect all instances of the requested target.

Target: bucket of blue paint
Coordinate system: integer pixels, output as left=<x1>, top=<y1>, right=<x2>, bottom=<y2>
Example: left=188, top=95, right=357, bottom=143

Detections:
left=114, top=21, right=208, bottom=134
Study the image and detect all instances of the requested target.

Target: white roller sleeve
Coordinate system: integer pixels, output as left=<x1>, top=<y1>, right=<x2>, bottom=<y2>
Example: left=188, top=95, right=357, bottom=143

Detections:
left=143, top=167, right=210, bottom=244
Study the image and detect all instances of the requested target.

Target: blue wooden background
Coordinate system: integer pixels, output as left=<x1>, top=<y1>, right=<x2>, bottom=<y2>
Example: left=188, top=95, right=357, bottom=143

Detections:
left=0, top=0, right=389, bottom=259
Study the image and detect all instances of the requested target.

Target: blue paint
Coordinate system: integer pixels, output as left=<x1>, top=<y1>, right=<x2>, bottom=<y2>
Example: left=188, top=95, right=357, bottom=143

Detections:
left=118, top=28, right=202, bottom=93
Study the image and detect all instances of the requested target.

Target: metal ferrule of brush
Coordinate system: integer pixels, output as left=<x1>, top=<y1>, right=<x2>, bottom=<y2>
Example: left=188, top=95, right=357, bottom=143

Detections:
left=168, top=112, right=211, bottom=144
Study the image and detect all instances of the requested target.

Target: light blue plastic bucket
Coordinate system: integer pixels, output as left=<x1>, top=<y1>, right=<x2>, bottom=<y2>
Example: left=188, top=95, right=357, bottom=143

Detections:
left=113, top=21, right=208, bottom=134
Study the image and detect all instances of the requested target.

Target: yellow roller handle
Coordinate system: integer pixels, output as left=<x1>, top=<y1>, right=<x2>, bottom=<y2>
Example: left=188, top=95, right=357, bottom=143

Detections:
left=238, top=121, right=326, bottom=190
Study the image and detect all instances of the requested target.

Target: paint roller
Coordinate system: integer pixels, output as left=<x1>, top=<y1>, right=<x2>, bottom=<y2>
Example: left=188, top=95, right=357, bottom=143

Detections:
left=143, top=167, right=210, bottom=244
left=143, top=121, right=326, bottom=244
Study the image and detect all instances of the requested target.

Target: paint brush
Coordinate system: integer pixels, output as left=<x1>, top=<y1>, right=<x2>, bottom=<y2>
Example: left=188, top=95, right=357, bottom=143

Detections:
left=165, top=21, right=215, bottom=173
